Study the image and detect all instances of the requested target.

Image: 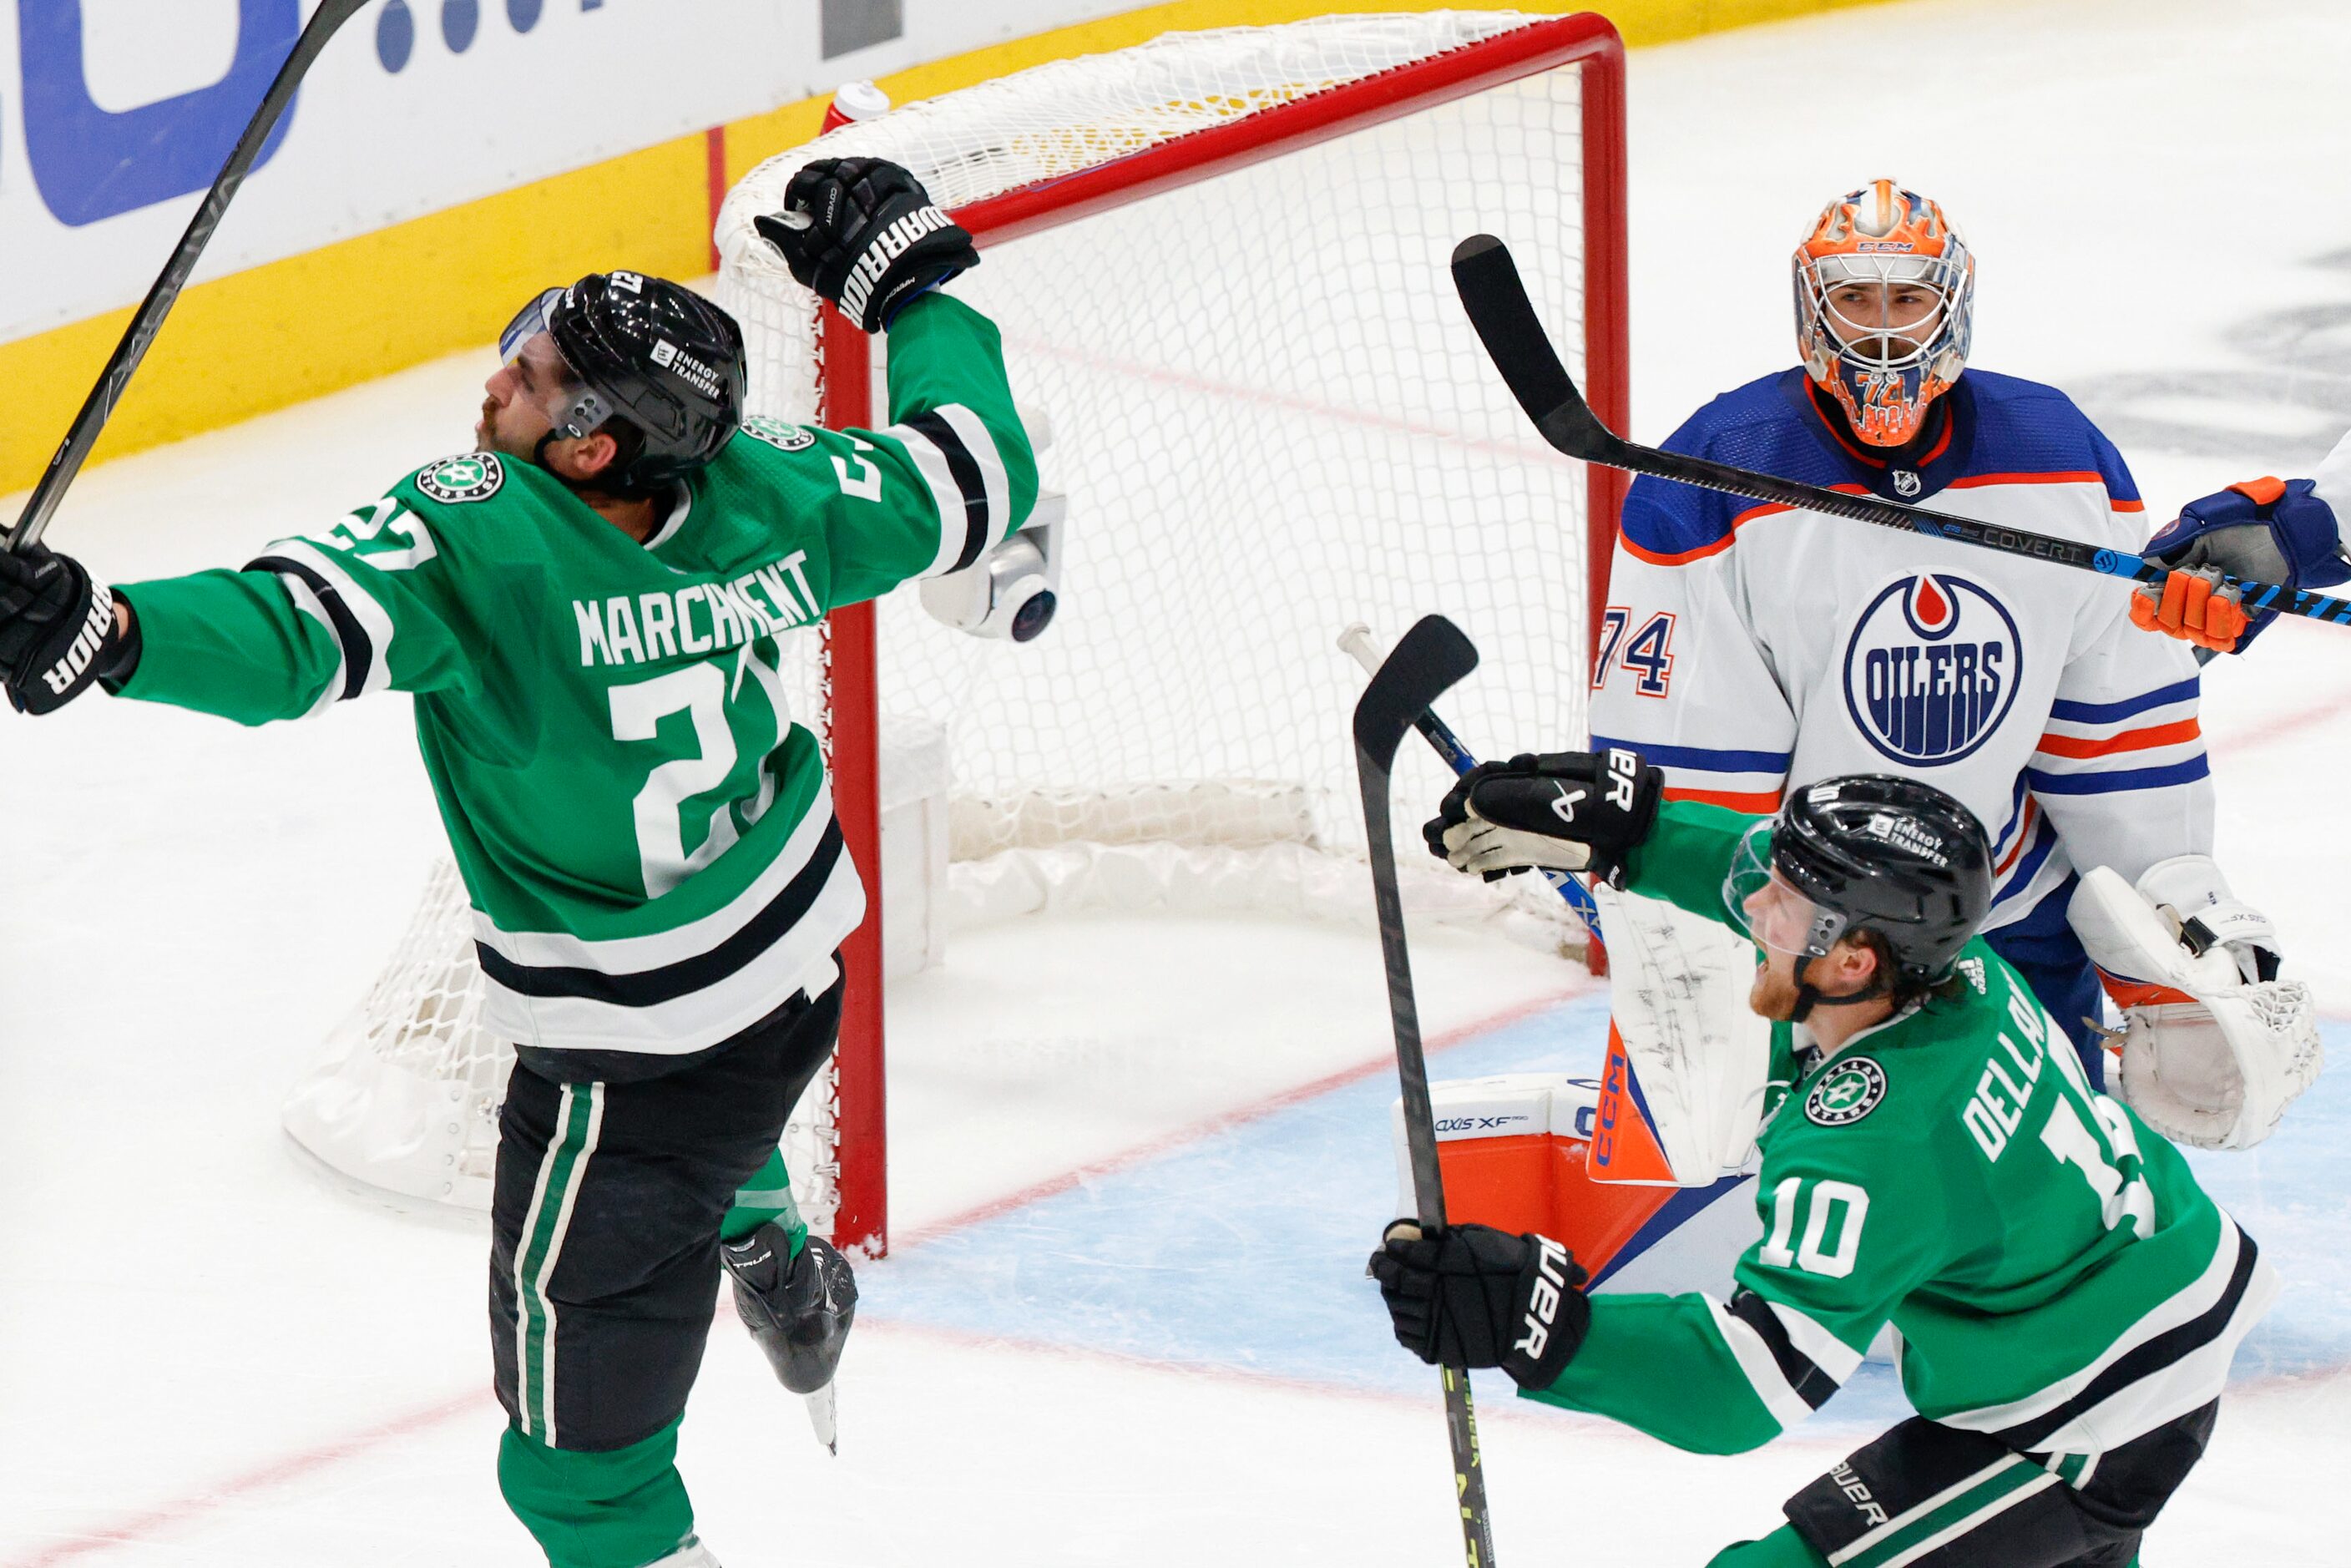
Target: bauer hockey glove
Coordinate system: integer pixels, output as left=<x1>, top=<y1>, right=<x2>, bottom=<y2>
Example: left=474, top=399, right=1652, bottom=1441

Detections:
left=1423, top=746, right=1662, bottom=885
left=2135, top=477, right=2349, bottom=652
left=1368, top=1221, right=1589, bottom=1391
left=756, top=157, right=980, bottom=334
left=0, top=544, right=137, bottom=715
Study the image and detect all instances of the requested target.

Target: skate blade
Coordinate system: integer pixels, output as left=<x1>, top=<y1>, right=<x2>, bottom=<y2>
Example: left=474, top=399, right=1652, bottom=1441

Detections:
left=803, top=1383, right=837, bottom=1455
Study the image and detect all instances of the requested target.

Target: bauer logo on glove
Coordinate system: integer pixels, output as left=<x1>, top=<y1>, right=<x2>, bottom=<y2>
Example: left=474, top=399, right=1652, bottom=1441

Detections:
left=1368, top=1220, right=1590, bottom=1391
left=1423, top=746, right=1662, bottom=885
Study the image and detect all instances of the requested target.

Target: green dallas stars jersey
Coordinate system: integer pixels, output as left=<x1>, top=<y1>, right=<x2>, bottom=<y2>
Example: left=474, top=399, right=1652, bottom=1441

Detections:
left=112, top=293, right=1036, bottom=1055
left=1527, top=802, right=2276, bottom=1462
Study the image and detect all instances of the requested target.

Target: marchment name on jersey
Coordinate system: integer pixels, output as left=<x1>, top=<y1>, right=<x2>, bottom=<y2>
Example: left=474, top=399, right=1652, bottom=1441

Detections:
left=1842, top=571, right=2022, bottom=766
left=572, top=550, right=822, bottom=669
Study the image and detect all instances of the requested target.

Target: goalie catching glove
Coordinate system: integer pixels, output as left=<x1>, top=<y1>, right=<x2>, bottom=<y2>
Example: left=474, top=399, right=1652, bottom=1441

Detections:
left=755, top=157, right=980, bottom=334
left=1423, top=746, right=1662, bottom=884
left=2069, top=856, right=2319, bottom=1150
left=1368, top=1221, right=1589, bottom=1391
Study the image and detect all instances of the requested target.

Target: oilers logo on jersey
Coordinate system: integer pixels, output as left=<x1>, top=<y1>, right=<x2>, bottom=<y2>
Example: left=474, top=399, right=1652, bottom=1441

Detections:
left=1842, top=571, right=2020, bottom=766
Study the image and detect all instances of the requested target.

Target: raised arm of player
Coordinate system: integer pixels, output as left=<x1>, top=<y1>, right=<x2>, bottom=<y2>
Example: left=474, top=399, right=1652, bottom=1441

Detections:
left=808, top=291, right=1039, bottom=611
left=79, top=489, right=474, bottom=726
left=745, top=157, right=1039, bottom=614
left=1589, top=468, right=1796, bottom=816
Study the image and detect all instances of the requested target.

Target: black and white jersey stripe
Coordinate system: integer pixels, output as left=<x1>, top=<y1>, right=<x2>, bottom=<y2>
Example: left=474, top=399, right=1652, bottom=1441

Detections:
left=248, top=535, right=420, bottom=715
left=1941, top=1213, right=2274, bottom=1454
left=886, top=402, right=1011, bottom=577
left=469, top=786, right=864, bottom=1054
left=1706, top=1288, right=1865, bottom=1432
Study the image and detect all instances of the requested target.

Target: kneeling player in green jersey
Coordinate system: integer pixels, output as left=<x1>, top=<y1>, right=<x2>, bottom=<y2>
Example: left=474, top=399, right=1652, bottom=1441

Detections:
left=0, top=159, right=1037, bottom=1568
left=1374, top=760, right=2277, bottom=1567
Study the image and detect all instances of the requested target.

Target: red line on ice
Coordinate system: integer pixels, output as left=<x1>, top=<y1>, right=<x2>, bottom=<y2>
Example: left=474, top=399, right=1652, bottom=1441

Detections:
left=3, top=980, right=1599, bottom=1562
left=891, top=981, right=1600, bottom=1250
left=8, top=1390, right=486, bottom=1566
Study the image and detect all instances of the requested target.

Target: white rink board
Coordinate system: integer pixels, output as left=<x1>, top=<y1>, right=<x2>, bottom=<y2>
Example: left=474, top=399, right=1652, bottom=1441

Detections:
left=0, top=0, right=1134, bottom=343
left=5, top=0, right=2351, bottom=1563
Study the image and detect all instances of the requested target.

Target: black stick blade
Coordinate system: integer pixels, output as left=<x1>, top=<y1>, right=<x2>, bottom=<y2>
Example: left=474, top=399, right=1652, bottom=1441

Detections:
left=1451, top=234, right=1616, bottom=462
left=1352, top=614, right=1479, bottom=772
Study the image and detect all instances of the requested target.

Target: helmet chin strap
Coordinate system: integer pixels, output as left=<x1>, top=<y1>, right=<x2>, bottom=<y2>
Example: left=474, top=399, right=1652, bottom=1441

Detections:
left=1788, top=955, right=1888, bottom=1024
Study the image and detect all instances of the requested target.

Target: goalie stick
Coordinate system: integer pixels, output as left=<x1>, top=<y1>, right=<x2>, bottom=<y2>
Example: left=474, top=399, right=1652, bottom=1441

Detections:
left=7, top=0, right=372, bottom=555
left=1450, top=234, right=2351, bottom=635
left=1352, top=613, right=1499, bottom=1568
left=1337, top=621, right=1604, bottom=947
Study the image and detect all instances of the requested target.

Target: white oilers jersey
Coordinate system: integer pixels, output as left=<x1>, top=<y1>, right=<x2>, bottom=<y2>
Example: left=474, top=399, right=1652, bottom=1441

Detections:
left=1590, top=367, right=2210, bottom=930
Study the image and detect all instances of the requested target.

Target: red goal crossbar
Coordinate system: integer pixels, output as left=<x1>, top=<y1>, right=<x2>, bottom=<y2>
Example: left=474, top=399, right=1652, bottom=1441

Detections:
left=812, top=11, right=1629, bottom=1256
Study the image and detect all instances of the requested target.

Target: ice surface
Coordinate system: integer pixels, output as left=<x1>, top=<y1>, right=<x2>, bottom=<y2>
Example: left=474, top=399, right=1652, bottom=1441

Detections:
left=6, top=0, right=2351, bottom=1560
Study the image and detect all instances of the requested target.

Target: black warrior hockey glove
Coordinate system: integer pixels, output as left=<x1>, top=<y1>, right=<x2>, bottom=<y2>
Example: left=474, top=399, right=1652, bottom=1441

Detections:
left=0, top=544, right=138, bottom=715
left=1369, top=1221, right=1589, bottom=1392
left=1423, top=746, right=1663, bottom=886
left=756, top=157, right=981, bottom=334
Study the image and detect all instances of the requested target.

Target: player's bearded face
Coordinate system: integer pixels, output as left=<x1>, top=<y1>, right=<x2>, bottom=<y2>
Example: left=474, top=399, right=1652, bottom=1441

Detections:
left=1748, top=943, right=1809, bottom=1021
left=1825, top=280, right=1944, bottom=367
left=477, top=335, right=566, bottom=459
left=1739, top=878, right=1865, bottom=1020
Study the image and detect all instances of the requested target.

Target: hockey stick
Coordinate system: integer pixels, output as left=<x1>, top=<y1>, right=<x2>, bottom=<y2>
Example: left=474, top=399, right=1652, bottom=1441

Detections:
left=1352, top=613, right=1499, bottom=1568
left=7, top=0, right=372, bottom=555
left=1451, top=234, right=2351, bottom=634
left=1337, top=620, right=1603, bottom=945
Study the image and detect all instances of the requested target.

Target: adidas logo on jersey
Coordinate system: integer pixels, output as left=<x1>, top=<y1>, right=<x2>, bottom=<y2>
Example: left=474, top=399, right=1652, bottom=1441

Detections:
left=840, top=205, right=954, bottom=322
left=41, top=586, right=114, bottom=695
left=1514, top=1235, right=1573, bottom=1361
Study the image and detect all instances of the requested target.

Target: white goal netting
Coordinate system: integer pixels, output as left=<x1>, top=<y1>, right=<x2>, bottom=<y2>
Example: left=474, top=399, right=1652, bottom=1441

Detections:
left=284, top=11, right=1615, bottom=1234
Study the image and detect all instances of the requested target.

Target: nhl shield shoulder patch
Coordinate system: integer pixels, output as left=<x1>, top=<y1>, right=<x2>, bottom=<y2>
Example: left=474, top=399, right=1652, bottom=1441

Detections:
left=743, top=416, right=817, bottom=453
left=1805, top=1057, right=1888, bottom=1127
left=417, top=453, right=506, bottom=503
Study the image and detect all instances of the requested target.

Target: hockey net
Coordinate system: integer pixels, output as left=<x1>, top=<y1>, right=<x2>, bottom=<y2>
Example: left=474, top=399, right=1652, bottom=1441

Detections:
left=282, top=9, right=1628, bottom=1247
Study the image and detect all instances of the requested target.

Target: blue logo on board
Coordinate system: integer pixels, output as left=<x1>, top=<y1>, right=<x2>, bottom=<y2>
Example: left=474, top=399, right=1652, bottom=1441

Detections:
left=1842, top=572, right=2022, bottom=766
left=19, top=0, right=302, bottom=228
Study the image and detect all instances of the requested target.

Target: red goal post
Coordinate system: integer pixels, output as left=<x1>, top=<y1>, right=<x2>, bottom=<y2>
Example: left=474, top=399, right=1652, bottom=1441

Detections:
left=767, top=12, right=1629, bottom=1255
left=279, top=12, right=1627, bottom=1252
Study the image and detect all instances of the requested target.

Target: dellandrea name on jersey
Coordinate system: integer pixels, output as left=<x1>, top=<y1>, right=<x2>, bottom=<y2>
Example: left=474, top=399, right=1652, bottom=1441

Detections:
left=1527, top=802, right=2276, bottom=1462
left=1590, top=368, right=2211, bottom=933
left=110, top=293, right=1037, bottom=1056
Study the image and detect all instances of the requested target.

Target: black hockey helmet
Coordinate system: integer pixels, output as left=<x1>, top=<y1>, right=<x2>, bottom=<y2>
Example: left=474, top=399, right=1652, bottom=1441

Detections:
left=500, top=271, right=746, bottom=494
left=1724, top=773, right=1992, bottom=995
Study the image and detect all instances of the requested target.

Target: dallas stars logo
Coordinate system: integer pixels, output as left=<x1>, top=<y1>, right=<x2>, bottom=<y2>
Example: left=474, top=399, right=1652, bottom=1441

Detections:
left=1805, top=1057, right=1888, bottom=1127
left=417, top=453, right=506, bottom=503
left=742, top=416, right=817, bottom=453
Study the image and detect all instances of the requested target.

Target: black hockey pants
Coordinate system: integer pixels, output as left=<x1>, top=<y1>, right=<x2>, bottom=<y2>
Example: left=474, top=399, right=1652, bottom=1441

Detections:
left=489, top=978, right=842, bottom=1454
left=1774, top=1399, right=2219, bottom=1567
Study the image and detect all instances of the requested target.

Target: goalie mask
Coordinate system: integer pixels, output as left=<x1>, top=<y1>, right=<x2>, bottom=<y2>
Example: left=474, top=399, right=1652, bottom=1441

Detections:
left=1724, top=774, right=1991, bottom=1009
left=1793, top=180, right=1975, bottom=448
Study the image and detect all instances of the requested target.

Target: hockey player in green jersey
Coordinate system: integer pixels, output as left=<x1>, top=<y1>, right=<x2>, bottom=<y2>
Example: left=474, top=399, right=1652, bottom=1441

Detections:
left=0, top=159, right=1034, bottom=1568
left=1374, top=757, right=2277, bottom=1566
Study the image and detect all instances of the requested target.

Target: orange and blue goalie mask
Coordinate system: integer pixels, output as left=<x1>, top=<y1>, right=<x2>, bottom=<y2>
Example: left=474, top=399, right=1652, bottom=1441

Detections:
left=1793, top=180, right=1975, bottom=448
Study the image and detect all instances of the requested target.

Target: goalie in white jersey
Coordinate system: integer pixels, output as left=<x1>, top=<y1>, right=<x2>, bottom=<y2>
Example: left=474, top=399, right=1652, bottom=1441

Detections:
left=1540, top=180, right=2318, bottom=1151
